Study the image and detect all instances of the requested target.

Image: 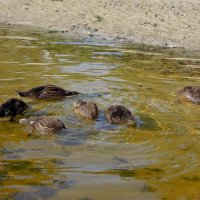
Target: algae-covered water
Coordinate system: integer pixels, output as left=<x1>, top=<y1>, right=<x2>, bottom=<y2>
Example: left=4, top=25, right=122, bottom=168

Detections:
left=0, top=27, right=200, bottom=200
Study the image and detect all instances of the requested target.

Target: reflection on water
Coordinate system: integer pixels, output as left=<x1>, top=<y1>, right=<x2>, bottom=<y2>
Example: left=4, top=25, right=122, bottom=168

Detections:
left=0, top=27, right=200, bottom=200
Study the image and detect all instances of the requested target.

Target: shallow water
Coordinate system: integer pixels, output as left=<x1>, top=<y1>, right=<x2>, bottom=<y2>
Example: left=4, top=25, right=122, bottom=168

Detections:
left=0, top=27, right=200, bottom=200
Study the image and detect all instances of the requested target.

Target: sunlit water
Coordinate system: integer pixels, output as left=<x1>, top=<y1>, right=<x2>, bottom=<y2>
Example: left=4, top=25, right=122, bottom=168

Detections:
left=0, top=27, right=200, bottom=200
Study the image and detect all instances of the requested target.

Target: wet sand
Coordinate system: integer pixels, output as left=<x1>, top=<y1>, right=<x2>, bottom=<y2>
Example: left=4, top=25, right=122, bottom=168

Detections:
left=0, top=0, right=200, bottom=49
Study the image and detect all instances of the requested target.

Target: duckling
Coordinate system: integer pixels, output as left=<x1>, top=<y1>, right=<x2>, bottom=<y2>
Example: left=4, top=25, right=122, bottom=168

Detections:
left=16, top=84, right=79, bottom=99
left=20, top=116, right=66, bottom=133
left=105, top=105, right=135, bottom=125
left=73, top=100, right=99, bottom=119
left=176, top=86, right=200, bottom=104
left=0, top=98, right=29, bottom=121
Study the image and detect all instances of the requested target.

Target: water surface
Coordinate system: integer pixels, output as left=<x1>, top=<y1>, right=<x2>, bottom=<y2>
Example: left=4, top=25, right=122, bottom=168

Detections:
left=0, top=27, right=200, bottom=200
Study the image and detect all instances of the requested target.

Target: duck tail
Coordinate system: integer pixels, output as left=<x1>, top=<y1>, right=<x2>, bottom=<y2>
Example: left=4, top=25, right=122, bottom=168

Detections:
left=66, top=90, right=80, bottom=96
left=16, top=91, right=26, bottom=97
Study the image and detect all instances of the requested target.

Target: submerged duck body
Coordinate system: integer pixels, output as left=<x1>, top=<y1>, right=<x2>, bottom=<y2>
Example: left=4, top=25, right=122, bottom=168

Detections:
left=105, top=105, right=135, bottom=125
left=16, top=85, right=79, bottom=99
left=0, top=98, right=28, bottom=121
left=20, top=116, right=66, bottom=132
left=74, top=100, right=99, bottom=119
left=177, top=86, right=200, bottom=104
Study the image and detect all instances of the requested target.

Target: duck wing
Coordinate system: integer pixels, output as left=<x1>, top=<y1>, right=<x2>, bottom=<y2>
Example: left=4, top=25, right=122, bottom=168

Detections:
left=82, top=102, right=99, bottom=119
left=30, top=117, right=66, bottom=132
left=38, top=85, right=67, bottom=99
left=17, top=85, right=47, bottom=98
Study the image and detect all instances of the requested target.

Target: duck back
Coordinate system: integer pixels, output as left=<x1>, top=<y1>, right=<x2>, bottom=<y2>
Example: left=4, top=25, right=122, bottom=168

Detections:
left=21, top=116, right=66, bottom=132
left=17, top=85, right=79, bottom=99
left=74, top=100, right=99, bottom=119
left=177, top=86, right=200, bottom=104
left=105, top=105, right=135, bottom=125
left=0, top=98, right=28, bottom=118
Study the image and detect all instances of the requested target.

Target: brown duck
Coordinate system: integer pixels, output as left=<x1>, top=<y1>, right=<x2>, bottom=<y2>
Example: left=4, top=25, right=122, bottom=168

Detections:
left=176, top=86, right=200, bottom=104
left=105, top=105, right=135, bottom=125
left=20, top=116, right=66, bottom=133
left=73, top=100, right=99, bottom=119
left=0, top=98, right=29, bottom=121
left=16, top=84, right=79, bottom=99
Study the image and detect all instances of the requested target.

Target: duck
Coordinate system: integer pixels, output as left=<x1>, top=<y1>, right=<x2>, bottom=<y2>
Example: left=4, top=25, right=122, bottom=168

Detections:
left=73, top=100, right=99, bottom=119
left=20, top=116, right=66, bottom=133
left=16, top=84, right=79, bottom=99
left=176, top=86, right=200, bottom=104
left=0, top=98, right=29, bottom=121
left=105, top=105, right=135, bottom=125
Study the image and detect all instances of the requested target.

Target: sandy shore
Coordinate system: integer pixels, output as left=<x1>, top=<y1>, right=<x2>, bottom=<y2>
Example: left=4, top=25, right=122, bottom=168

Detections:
left=0, top=0, right=200, bottom=49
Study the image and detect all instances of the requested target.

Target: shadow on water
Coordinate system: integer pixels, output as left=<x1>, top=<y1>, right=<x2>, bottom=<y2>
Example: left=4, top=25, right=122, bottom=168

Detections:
left=0, top=26, right=200, bottom=199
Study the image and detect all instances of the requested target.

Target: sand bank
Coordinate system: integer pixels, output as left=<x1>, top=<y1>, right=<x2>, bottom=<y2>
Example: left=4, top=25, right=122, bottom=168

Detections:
left=0, top=0, right=200, bottom=49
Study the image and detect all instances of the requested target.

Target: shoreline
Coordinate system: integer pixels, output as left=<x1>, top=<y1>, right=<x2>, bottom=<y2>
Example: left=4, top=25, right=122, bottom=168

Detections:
left=0, top=0, right=200, bottom=50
